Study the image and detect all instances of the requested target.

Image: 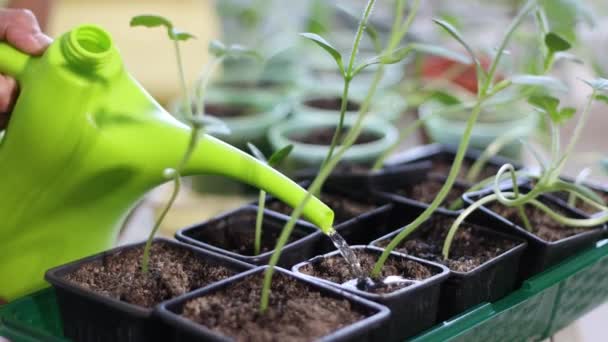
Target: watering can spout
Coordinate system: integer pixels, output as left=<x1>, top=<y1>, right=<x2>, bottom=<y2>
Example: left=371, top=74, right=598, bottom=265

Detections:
left=0, top=24, right=333, bottom=300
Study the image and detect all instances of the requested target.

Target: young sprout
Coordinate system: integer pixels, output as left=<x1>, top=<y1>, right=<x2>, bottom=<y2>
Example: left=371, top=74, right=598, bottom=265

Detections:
left=259, top=0, right=425, bottom=313
left=442, top=81, right=608, bottom=260
left=246, top=143, right=293, bottom=255
left=371, top=0, right=546, bottom=278
left=130, top=15, right=257, bottom=274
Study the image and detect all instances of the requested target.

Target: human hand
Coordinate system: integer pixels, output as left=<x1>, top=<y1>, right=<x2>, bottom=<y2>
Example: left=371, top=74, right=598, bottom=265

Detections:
left=0, top=8, right=52, bottom=130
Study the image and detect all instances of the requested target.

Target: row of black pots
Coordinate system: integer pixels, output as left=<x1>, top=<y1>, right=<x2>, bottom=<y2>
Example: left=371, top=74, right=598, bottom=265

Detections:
left=42, top=144, right=607, bottom=342
left=45, top=238, right=390, bottom=342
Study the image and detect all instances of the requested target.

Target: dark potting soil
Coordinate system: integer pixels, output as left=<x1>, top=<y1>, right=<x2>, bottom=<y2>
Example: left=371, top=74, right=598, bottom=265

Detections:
left=431, top=157, right=500, bottom=182
left=188, top=211, right=307, bottom=256
left=395, top=177, right=467, bottom=207
left=290, top=127, right=380, bottom=145
left=204, top=103, right=257, bottom=118
left=64, top=242, right=235, bottom=308
left=300, top=250, right=435, bottom=294
left=216, top=79, right=282, bottom=90
left=180, top=272, right=367, bottom=342
left=377, top=217, right=516, bottom=272
left=267, top=193, right=377, bottom=224
left=490, top=202, right=592, bottom=242
left=305, top=97, right=361, bottom=111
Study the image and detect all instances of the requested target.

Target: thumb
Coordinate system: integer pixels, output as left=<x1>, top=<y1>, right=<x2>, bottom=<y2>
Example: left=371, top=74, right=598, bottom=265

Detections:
left=0, top=9, right=52, bottom=56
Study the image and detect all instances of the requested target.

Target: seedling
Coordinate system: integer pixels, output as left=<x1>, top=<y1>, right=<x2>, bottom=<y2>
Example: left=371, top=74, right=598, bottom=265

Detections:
left=442, top=83, right=608, bottom=259
left=130, top=15, right=257, bottom=273
left=246, top=143, right=293, bottom=255
left=259, top=0, right=436, bottom=312
left=371, top=0, right=574, bottom=277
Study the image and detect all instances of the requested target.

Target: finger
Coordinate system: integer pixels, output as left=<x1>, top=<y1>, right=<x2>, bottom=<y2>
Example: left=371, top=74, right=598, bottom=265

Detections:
left=0, top=8, right=52, bottom=55
left=0, top=74, right=18, bottom=113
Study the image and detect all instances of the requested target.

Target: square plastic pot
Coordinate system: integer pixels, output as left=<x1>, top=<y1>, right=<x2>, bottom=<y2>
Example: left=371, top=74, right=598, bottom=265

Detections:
left=156, top=266, right=391, bottom=342
left=464, top=186, right=605, bottom=279
left=370, top=207, right=527, bottom=321
left=292, top=246, right=449, bottom=342
left=176, top=205, right=321, bottom=268
left=45, top=238, right=253, bottom=342
left=383, top=143, right=521, bottom=185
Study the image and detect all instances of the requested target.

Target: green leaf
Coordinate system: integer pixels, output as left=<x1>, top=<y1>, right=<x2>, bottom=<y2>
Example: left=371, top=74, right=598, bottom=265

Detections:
left=595, top=94, right=608, bottom=104
left=130, top=15, right=195, bottom=42
left=429, top=90, right=462, bottom=106
left=300, top=32, right=344, bottom=75
left=433, top=18, right=485, bottom=80
left=130, top=15, right=173, bottom=30
left=172, top=30, right=196, bottom=41
left=528, top=95, right=560, bottom=113
left=267, top=144, right=293, bottom=167
left=583, top=78, right=608, bottom=92
left=557, top=107, right=576, bottom=122
left=353, top=46, right=413, bottom=76
left=208, top=40, right=227, bottom=57
left=545, top=32, right=571, bottom=52
left=409, top=43, right=471, bottom=64
left=335, top=4, right=382, bottom=53
left=511, top=75, right=568, bottom=92
left=247, top=142, right=267, bottom=163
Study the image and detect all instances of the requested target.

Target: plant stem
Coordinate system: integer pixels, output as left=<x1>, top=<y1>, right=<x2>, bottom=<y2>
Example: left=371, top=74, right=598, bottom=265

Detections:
left=260, top=63, right=386, bottom=313
left=141, top=175, right=182, bottom=273
left=254, top=190, right=266, bottom=256
left=465, top=130, right=518, bottom=182
left=320, top=0, right=376, bottom=167
left=373, top=1, right=537, bottom=277
left=371, top=116, right=425, bottom=170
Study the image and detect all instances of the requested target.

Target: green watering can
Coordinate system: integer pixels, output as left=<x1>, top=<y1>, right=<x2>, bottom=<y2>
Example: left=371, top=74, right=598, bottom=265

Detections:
left=0, top=25, right=334, bottom=301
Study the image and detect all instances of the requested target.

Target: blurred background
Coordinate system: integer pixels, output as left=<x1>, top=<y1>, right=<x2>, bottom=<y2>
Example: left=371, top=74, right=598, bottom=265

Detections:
left=5, top=1, right=608, bottom=340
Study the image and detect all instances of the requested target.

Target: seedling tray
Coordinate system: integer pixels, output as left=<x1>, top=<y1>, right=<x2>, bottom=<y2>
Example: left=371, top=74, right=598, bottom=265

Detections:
left=3, top=239, right=608, bottom=341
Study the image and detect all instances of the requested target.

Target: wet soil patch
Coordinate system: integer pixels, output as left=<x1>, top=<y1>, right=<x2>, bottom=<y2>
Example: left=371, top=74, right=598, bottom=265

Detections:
left=394, top=177, right=468, bottom=207
left=300, top=250, right=436, bottom=294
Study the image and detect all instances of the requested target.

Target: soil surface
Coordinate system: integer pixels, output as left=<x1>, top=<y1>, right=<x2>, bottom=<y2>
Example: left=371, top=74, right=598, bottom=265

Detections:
left=376, top=216, right=516, bottom=272
left=181, top=272, right=367, bottom=342
left=290, top=127, right=380, bottom=145
left=300, top=250, right=436, bottom=294
left=394, top=177, right=467, bottom=207
left=267, top=192, right=377, bottom=224
left=187, top=211, right=309, bottom=256
left=431, top=157, right=500, bottom=182
left=204, top=103, right=257, bottom=118
left=490, top=201, right=593, bottom=242
left=64, top=242, right=236, bottom=308
left=216, top=79, right=282, bottom=90
left=305, top=97, right=360, bottom=111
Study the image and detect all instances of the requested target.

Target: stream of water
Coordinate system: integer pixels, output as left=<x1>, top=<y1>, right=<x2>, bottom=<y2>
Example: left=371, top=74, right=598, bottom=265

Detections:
left=328, top=230, right=412, bottom=291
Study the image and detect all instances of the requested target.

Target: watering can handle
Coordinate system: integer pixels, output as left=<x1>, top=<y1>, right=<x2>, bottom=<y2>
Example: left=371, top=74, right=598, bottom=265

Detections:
left=0, top=42, right=31, bottom=79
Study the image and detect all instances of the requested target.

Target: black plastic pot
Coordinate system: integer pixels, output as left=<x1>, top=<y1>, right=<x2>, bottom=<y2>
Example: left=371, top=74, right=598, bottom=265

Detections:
left=259, top=179, right=392, bottom=227
left=383, top=143, right=521, bottom=185
left=294, top=160, right=432, bottom=192
left=156, top=266, right=391, bottom=342
left=464, top=185, right=605, bottom=279
left=370, top=208, right=527, bottom=321
left=292, top=246, right=449, bottom=342
left=176, top=205, right=321, bottom=268
left=45, top=238, right=253, bottom=342
left=373, top=174, right=470, bottom=216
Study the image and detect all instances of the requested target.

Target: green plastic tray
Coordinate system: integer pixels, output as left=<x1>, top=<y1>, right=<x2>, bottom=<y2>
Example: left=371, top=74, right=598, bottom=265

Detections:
left=2, top=239, right=608, bottom=342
